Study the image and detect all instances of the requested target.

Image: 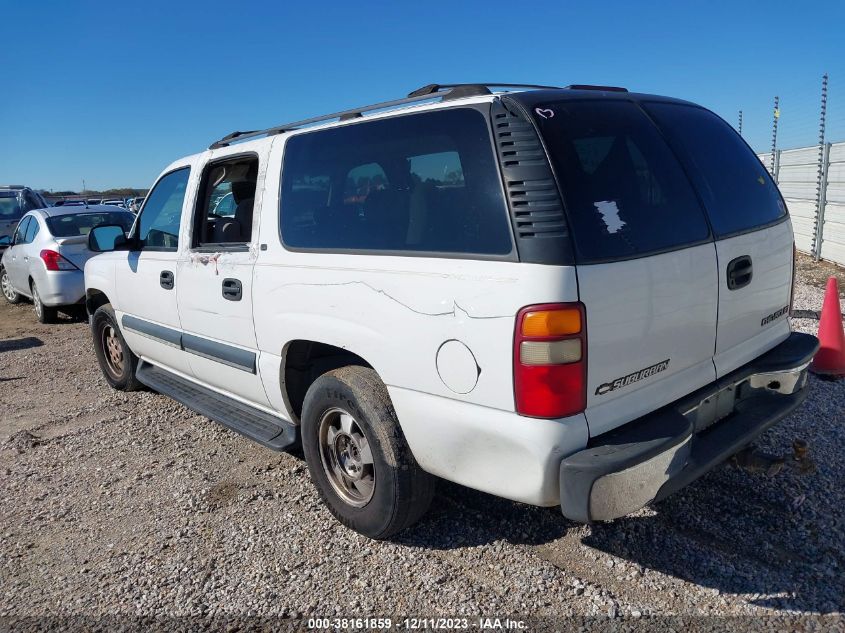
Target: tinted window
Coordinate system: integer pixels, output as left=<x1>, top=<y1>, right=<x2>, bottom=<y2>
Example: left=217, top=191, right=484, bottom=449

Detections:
left=0, top=193, right=24, bottom=220
left=532, top=100, right=711, bottom=263
left=645, top=103, right=787, bottom=237
left=280, top=108, right=512, bottom=256
left=13, top=217, right=30, bottom=243
left=23, top=192, right=43, bottom=211
left=46, top=212, right=134, bottom=237
left=23, top=217, right=39, bottom=243
left=136, top=168, right=190, bottom=250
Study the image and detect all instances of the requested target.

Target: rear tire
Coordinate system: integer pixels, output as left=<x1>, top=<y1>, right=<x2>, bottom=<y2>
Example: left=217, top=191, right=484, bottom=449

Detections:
left=0, top=266, right=21, bottom=304
left=31, top=281, right=57, bottom=324
left=301, top=366, right=435, bottom=539
left=92, top=304, right=141, bottom=391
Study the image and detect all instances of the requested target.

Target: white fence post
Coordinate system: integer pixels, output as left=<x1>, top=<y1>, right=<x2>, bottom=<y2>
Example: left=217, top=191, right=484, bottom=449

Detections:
left=814, top=143, right=831, bottom=261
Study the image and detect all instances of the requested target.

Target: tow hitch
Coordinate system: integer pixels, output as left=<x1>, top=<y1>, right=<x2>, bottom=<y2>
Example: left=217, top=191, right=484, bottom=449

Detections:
left=731, top=438, right=815, bottom=476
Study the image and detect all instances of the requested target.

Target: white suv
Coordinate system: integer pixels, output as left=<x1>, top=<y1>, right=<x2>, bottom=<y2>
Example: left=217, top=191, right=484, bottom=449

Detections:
left=84, top=83, right=818, bottom=538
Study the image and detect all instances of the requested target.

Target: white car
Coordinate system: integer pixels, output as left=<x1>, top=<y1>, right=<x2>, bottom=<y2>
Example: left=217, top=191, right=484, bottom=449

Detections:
left=1, top=206, right=135, bottom=322
left=84, top=83, right=818, bottom=538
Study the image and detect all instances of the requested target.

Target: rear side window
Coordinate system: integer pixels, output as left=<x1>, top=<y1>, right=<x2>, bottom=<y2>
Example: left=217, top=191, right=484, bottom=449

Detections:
left=280, top=107, right=513, bottom=257
left=23, top=217, right=40, bottom=243
left=645, top=103, right=787, bottom=237
left=532, top=100, right=711, bottom=263
left=13, top=217, right=31, bottom=243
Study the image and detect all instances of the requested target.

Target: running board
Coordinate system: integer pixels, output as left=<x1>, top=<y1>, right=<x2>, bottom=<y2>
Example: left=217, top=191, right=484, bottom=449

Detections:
left=136, top=362, right=297, bottom=451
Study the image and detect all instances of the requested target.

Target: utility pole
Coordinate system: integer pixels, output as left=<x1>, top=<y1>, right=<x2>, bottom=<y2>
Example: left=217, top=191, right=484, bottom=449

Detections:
left=738, top=110, right=743, bottom=136
left=82, top=179, right=86, bottom=195
left=770, top=96, right=780, bottom=178
left=813, top=73, right=829, bottom=260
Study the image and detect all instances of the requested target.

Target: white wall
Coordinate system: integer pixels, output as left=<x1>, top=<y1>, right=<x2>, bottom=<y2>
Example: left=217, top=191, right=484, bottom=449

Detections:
left=758, top=141, right=845, bottom=266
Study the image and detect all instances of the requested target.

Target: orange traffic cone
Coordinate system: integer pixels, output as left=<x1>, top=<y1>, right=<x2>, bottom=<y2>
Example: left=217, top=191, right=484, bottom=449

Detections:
left=810, top=276, right=845, bottom=377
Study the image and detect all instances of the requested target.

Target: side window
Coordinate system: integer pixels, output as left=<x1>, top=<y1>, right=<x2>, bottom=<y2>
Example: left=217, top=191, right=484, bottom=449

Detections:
left=13, top=217, right=30, bottom=244
left=280, top=108, right=513, bottom=256
left=136, top=167, right=190, bottom=250
left=409, top=151, right=464, bottom=186
left=23, top=192, right=43, bottom=212
left=193, top=156, right=258, bottom=247
left=344, top=163, right=388, bottom=204
left=24, top=217, right=40, bottom=243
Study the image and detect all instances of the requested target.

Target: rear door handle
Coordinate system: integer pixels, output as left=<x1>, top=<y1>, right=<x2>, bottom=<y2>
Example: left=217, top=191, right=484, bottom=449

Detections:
left=726, top=255, right=753, bottom=290
left=222, top=278, right=242, bottom=301
left=160, top=270, right=175, bottom=290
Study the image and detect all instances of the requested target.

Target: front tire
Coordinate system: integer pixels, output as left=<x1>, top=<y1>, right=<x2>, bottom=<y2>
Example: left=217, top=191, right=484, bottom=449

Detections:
left=92, top=304, right=141, bottom=391
left=31, top=281, right=57, bottom=324
left=0, top=266, right=21, bottom=304
left=301, top=366, right=435, bottom=539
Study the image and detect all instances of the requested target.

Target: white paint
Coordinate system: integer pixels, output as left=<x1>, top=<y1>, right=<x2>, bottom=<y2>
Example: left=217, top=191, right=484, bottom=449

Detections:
left=594, top=200, right=626, bottom=234
left=579, top=243, right=719, bottom=436
left=389, top=386, right=589, bottom=506
left=83, top=90, right=798, bottom=508
left=712, top=220, right=794, bottom=376
left=436, top=339, right=480, bottom=394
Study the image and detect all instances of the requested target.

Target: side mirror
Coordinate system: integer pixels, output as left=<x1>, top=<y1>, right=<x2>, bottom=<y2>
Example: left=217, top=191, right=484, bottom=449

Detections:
left=0, top=235, right=11, bottom=247
left=88, top=224, right=128, bottom=252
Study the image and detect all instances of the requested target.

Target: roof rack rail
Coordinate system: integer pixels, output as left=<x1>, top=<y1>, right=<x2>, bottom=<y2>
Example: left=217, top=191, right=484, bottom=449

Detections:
left=564, top=84, right=628, bottom=92
left=407, top=83, right=563, bottom=98
left=209, top=83, right=564, bottom=150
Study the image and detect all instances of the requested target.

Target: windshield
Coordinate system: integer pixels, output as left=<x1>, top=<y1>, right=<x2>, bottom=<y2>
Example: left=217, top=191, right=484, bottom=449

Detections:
left=46, top=211, right=135, bottom=237
left=531, top=99, right=711, bottom=263
left=0, top=192, right=24, bottom=220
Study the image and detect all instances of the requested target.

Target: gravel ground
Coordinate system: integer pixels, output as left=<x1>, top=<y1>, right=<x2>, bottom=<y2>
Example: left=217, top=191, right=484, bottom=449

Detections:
left=0, top=258, right=843, bottom=628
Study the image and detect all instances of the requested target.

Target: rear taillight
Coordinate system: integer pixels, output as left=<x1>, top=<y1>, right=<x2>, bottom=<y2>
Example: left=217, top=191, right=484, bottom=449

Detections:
left=513, top=303, right=586, bottom=418
left=40, top=249, right=78, bottom=271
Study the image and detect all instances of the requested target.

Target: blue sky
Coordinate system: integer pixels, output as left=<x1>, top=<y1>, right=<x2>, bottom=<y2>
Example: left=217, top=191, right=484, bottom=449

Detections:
left=2, top=0, right=843, bottom=191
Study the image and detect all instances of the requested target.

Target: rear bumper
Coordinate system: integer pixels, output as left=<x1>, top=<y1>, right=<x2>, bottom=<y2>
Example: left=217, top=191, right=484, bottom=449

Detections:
left=559, top=331, right=819, bottom=523
left=33, top=269, right=85, bottom=306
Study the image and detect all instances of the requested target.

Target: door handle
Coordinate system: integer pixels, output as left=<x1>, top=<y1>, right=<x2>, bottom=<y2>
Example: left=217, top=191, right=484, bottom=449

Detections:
left=222, top=278, right=242, bottom=301
left=160, top=270, right=175, bottom=290
left=726, top=255, right=753, bottom=290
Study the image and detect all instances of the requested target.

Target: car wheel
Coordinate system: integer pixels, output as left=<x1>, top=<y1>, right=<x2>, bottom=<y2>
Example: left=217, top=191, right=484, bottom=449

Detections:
left=92, top=304, right=141, bottom=391
left=0, top=266, right=21, bottom=304
left=301, top=366, right=435, bottom=539
left=31, top=281, right=57, bottom=324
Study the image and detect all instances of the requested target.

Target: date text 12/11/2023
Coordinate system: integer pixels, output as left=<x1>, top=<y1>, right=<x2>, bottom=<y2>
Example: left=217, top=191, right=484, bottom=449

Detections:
left=307, top=618, right=528, bottom=630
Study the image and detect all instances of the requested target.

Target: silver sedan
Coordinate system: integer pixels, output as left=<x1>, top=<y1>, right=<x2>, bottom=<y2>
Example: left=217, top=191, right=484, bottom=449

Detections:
left=0, top=206, right=135, bottom=323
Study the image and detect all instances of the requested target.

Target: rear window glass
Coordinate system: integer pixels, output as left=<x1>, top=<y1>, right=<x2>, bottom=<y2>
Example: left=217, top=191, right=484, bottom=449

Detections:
left=532, top=100, right=711, bottom=263
left=644, top=103, right=786, bottom=237
left=46, top=212, right=135, bottom=237
left=280, top=107, right=512, bottom=256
